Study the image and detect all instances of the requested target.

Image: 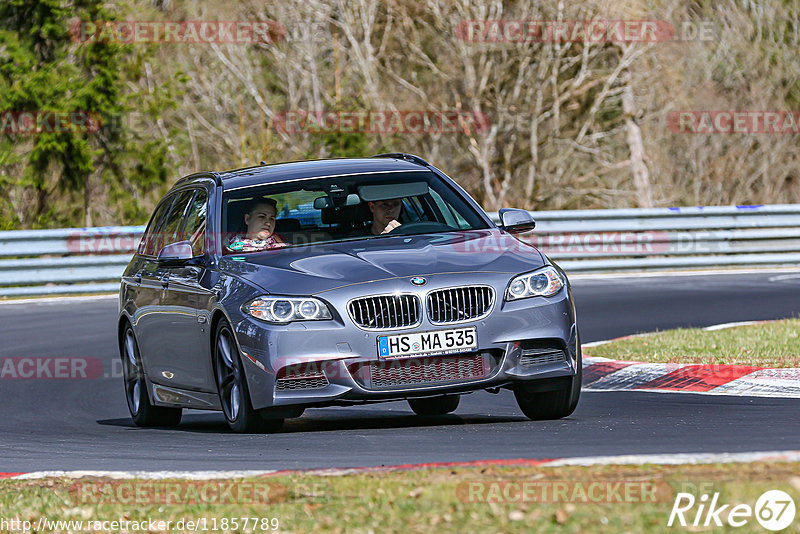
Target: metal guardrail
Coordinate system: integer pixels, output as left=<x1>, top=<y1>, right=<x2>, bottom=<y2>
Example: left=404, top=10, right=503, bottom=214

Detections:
left=1, top=205, right=798, bottom=297
left=0, top=226, right=142, bottom=297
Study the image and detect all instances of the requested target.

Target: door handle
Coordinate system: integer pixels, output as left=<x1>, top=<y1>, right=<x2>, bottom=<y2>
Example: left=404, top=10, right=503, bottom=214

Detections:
left=160, top=274, right=170, bottom=289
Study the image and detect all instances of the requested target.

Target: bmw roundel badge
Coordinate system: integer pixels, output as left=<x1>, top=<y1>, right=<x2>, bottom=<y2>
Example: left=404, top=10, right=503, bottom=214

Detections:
left=410, top=277, right=426, bottom=286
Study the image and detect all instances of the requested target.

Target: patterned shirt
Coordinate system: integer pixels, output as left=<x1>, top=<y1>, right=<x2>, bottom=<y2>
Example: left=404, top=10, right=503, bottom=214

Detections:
left=227, top=234, right=287, bottom=252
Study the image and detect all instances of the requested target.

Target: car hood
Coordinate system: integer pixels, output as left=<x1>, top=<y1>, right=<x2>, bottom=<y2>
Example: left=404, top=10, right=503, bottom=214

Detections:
left=220, top=229, right=545, bottom=295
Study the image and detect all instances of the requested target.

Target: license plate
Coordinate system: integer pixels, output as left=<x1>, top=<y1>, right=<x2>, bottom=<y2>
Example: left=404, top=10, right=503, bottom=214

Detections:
left=377, top=327, right=477, bottom=359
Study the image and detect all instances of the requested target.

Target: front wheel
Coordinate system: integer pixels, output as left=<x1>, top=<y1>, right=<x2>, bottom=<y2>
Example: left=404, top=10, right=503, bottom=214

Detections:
left=121, top=325, right=182, bottom=427
left=408, top=395, right=460, bottom=416
left=214, top=319, right=283, bottom=433
left=514, top=364, right=581, bottom=420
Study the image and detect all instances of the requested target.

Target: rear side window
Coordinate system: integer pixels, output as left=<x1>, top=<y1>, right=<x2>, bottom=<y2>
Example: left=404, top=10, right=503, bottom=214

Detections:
left=161, top=190, right=195, bottom=249
left=139, top=195, right=176, bottom=256
left=182, top=189, right=208, bottom=256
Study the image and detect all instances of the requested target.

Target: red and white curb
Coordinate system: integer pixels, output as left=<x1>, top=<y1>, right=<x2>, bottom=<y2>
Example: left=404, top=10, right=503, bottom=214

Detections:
left=581, top=356, right=800, bottom=397
left=3, top=451, right=800, bottom=480
left=581, top=321, right=800, bottom=398
left=539, top=450, right=800, bottom=467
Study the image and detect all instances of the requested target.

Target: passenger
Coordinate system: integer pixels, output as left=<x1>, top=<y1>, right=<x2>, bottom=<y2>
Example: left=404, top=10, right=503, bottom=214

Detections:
left=228, top=198, right=287, bottom=252
left=368, top=199, right=403, bottom=235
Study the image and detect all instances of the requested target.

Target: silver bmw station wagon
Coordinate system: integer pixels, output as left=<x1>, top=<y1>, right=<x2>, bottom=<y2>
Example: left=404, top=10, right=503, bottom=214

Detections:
left=118, top=153, right=581, bottom=432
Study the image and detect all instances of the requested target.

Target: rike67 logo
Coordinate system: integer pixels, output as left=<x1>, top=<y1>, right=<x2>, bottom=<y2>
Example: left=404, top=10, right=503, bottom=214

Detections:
left=668, top=489, right=796, bottom=531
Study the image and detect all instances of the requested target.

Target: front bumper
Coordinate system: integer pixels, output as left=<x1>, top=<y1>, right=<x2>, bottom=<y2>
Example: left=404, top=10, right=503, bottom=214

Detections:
left=231, top=271, right=579, bottom=410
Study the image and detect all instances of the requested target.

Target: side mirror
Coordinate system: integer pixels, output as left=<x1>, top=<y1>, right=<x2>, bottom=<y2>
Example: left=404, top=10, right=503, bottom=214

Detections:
left=157, top=241, right=194, bottom=265
left=499, top=208, right=536, bottom=234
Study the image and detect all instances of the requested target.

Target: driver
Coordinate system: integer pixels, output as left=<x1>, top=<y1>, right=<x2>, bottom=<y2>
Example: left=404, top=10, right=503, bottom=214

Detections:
left=368, top=199, right=402, bottom=235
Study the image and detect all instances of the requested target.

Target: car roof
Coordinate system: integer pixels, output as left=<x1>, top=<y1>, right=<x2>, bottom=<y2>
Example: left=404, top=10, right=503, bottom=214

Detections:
left=219, top=156, right=432, bottom=191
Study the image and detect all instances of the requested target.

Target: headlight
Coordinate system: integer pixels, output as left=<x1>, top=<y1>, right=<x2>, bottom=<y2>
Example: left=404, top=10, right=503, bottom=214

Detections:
left=244, top=296, right=332, bottom=323
left=505, top=266, right=564, bottom=301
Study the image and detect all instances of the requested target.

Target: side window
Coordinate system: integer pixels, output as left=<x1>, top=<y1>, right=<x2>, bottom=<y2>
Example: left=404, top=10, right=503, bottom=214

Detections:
left=140, top=195, right=176, bottom=256
left=161, top=190, right=195, bottom=249
left=402, top=197, right=424, bottom=223
left=182, top=189, right=208, bottom=256
left=428, top=188, right=470, bottom=229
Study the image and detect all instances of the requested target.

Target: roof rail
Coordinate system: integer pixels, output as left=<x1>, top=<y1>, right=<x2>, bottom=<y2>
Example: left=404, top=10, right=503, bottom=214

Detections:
left=372, top=153, right=430, bottom=167
left=173, top=171, right=222, bottom=188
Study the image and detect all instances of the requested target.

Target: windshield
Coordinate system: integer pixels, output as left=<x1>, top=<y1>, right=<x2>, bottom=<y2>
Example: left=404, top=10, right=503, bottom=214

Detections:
left=221, top=171, right=490, bottom=254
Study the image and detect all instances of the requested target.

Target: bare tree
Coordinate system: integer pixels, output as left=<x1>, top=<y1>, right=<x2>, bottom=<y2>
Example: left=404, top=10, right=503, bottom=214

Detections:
left=65, top=0, right=798, bottom=228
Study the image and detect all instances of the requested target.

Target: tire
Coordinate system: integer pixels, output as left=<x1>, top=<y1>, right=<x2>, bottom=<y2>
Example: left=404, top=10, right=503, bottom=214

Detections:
left=214, top=319, right=283, bottom=433
left=514, top=354, right=582, bottom=420
left=121, top=324, right=182, bottom=427
left=408, top=395, right=460, bottom=416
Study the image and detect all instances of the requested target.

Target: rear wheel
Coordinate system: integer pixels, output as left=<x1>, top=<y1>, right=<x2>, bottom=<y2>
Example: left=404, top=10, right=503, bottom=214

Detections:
left=214, top=319, right=283, bottom=433
left=408, top=395, right=460, bottom=416
left=121, top=325, right=182, bottom=427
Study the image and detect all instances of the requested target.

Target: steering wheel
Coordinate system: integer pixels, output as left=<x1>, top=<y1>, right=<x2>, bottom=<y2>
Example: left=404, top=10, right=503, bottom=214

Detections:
left=387, top=221, right=454, bottom=235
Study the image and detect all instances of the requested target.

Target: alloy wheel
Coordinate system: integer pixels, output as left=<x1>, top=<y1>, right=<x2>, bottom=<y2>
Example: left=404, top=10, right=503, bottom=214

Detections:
left=215, top=327, right=241, bottom=422
left=123, top=328, right=143, bottom=415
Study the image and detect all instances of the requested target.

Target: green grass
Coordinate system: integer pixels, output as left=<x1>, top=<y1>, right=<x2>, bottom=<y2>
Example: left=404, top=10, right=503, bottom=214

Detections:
left=585, top=318, right=800, bottom=368
left=1, top=463, right=799, bottom=533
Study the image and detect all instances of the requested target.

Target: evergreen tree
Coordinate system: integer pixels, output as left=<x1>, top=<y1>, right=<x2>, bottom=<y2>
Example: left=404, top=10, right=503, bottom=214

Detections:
left=0, top=0, right=175, bottom=228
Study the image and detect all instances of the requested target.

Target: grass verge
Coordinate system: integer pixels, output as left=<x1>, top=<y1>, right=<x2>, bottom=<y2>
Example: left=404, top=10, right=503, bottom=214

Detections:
left=584, top=318, right=800, bottom=368
left=1, top=462, right=799, bottom=533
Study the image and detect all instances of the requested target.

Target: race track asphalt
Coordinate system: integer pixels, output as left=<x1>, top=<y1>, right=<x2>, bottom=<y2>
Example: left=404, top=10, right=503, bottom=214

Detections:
left=1, top=271, right=798, bottom=471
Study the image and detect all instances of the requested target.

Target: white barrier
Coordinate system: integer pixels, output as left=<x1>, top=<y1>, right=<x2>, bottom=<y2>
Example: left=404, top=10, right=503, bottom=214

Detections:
left=1, top=204, right=798, bottom=296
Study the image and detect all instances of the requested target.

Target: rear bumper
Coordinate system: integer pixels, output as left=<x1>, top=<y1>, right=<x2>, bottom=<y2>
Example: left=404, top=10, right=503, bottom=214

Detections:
left=231, top=275, right=579, bottom=410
